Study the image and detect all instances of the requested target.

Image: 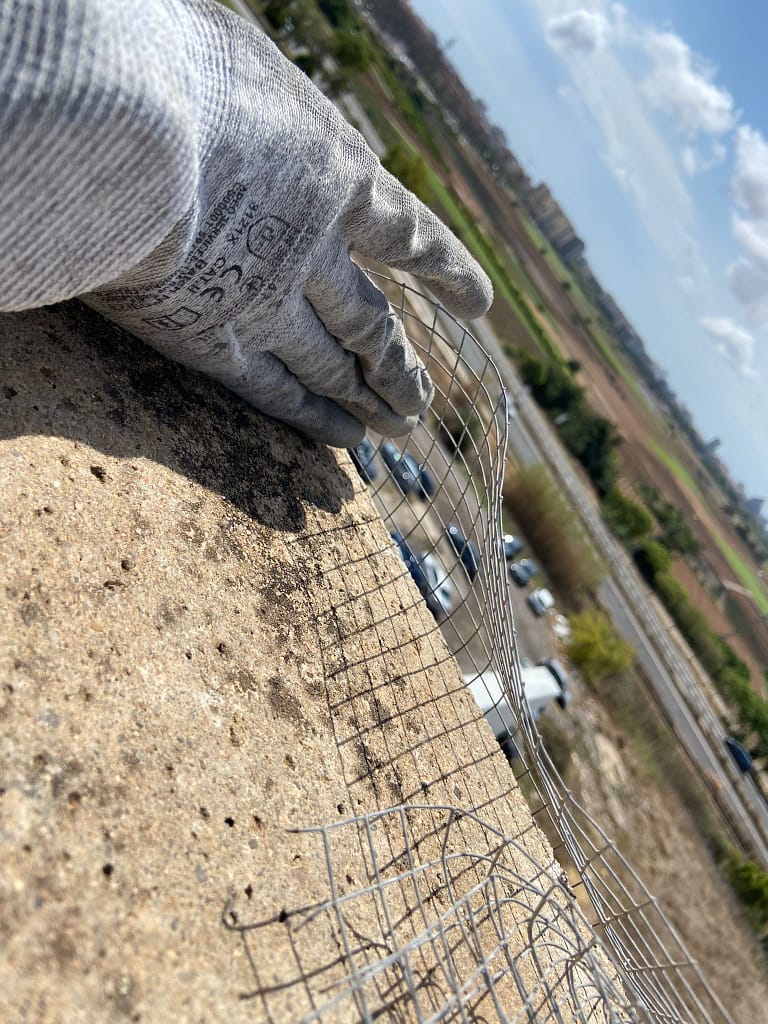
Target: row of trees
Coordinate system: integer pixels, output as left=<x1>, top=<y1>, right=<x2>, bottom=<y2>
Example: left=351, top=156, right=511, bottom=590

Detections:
left=594, top=481, right=768, bottom=757
left=516, top=352, right=620, bottom=495
left=517, top=355, right=768, bottom=760
left=632, top=534, right=768, bottom=758
left=261, top=0, right=372, bottom=96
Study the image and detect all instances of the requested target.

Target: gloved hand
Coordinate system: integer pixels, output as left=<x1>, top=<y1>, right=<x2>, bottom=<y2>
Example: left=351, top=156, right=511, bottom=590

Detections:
left=0, top=0, right=492, bottom=447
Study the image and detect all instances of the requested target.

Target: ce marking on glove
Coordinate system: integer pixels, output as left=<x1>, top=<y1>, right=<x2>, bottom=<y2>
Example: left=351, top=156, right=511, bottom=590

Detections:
left=142, top=307, right=202, bottom=331
left=199, top=264, right=243, bottom=304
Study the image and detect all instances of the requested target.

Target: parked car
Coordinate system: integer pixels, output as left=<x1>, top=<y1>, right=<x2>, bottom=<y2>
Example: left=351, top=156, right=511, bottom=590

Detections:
left=381, top=441, right=417, bottom=494
left=724, top=736, right=754, bottom=775
left=527, top=587, right=554, bottom=617
left=540, top=658, right=571, bottom=708
left=509, top=558, right=538, bottom=586
left=551, top=613, right=571, bottom=642
left=402, top=452, right=437, bottom=499
left=502, top=534, right=524, bottom=560
left=420, top=553, right=456, bottom=620
left=391, top=533, right=455, bottom=621
left=445, top=522, right=482, bottom=581
left=348, top=437, right=378, bottom=483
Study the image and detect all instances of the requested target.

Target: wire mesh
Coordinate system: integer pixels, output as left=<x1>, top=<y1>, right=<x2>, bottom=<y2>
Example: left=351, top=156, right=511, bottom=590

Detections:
left=225, top=805, right=640, bottom=1023
left=282, top=269, right=732, bottom=1024
left=213, top=269, right=740, bottom=1023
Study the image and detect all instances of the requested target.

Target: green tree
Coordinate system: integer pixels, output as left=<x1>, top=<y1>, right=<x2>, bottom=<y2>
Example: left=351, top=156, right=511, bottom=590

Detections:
left=517, top=352, right=581, bottom=413
left=633, top=539, right=671, bottom=584
left=317, top=0, right=352, bottom=27
left=601, top=487, right=653, bottom=546
left=559, top=406, right=620, bottom=495
left=566, top=610, right=635, bottom=683
left=262, top=0, right=296, bottom=30
left=333, top=27, right=371, bottom=73
left=382, top=143, right=431, bottom=204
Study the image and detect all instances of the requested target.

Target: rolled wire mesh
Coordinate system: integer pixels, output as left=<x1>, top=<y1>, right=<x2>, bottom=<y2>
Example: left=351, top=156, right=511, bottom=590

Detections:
left=324, top=270, right=733, bottom=1024
left=226, top=805, right=639, bottom=1023
left=221, top=271, right=735, bottom=1022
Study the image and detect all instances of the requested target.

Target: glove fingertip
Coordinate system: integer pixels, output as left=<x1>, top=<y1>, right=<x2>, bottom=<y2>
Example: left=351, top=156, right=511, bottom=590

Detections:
left=382, top=413, right=419, bottom=439
left=440, top=266, right=494, bottom=320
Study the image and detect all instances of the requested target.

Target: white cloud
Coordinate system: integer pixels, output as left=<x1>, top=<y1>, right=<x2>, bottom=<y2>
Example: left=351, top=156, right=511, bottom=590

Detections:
left=732, top=125, right=768, bottom=222
left=728, top=126, right=768, bottom=325
left=700, top=316, right=758, bottom=379
left=546, top=9, right=610, bottom=54
left=539, top=18, right=700, bottom=277
left=641, top=30, right=735, bottom=137
left=681, top=140, right=727, bottom=177
left=727, top=259, right=768, bottom=327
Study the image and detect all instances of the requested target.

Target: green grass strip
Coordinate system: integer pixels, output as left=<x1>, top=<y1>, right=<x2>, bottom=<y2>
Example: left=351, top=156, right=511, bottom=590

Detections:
left=648, top=443, right=768, bottom=614
left=648, top=440, right=701, bottom=496
left=712, top=537, right=768, bottom=616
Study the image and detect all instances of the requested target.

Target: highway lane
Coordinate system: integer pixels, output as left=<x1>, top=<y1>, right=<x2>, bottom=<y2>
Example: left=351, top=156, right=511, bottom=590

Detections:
left=481, top=324, right=768, bottom=865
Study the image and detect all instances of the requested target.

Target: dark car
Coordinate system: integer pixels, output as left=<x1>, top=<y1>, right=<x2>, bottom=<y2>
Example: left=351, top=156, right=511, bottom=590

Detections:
left=381, top=441, right=417, bottom=495
left=348, top=437, right=378, bottom=483
left=391, top=531, right=445, bottom=620
left=724, top=736, right=754, bottom=775
left=402, top=452, right=437, bottom=499
left=509, top=558, right=538, bottom=587
left=502, top=534, right=524, bottom=560
left=445, top=522, right=481, bottom=582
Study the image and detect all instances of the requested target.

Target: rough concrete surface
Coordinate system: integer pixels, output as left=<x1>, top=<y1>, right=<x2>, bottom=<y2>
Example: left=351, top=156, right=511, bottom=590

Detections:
left=0, top=304, right=577, bottom=1022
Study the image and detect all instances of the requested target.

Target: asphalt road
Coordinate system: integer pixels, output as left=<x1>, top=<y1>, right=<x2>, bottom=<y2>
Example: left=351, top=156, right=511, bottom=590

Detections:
left=497, top=341, right=768, bottom=865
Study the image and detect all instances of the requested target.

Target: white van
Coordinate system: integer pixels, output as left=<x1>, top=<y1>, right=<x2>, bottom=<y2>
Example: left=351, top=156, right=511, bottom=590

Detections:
left=465, top=661, right=571, bottom=757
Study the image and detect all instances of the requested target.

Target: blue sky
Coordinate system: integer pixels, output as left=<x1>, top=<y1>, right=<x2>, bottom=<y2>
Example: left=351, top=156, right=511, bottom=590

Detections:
left=410, top=0, right=768, bottom=501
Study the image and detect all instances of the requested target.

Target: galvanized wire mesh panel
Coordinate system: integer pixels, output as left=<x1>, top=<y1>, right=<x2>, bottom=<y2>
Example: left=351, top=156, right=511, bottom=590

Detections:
left=225, top=805, right=639, bottom=1022
left=218, top=270, right=735, bottom=1022
left=317, top=270, right=733, bottom=1024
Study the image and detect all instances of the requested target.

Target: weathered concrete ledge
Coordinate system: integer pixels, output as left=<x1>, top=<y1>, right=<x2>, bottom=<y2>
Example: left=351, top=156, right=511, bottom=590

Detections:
left=0, top=303, right=560, bottom=1021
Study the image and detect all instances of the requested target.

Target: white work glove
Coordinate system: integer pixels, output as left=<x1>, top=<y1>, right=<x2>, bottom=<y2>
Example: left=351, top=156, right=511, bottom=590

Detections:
left=0, top=0, right=492, bottom=447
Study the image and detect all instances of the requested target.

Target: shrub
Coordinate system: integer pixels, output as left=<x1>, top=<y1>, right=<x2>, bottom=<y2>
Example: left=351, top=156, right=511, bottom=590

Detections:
left=601, top=487, right=653, bottom=547
left=633, top=540, right=672, bottom=583
left=638, top=483, right=701, bottom=554
left=566, top=610, right=635, bottom=683
left=503, top=465, right=603, bottom=600
left=382, top=143, right=431, bottom=205
left=722, top=848, right=768, bottom=936
left=333, top=27, right=371, bottom=73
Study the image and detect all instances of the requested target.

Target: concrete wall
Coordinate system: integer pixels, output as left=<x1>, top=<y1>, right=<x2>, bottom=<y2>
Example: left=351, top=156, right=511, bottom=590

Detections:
left=0, top=303, right=560, bottom=1021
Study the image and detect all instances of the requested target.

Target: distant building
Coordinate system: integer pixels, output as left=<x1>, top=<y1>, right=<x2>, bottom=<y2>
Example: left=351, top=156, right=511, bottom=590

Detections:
left=745, top=497, right=765, bottom=519
left=524, top=183, right=585, bottom=266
